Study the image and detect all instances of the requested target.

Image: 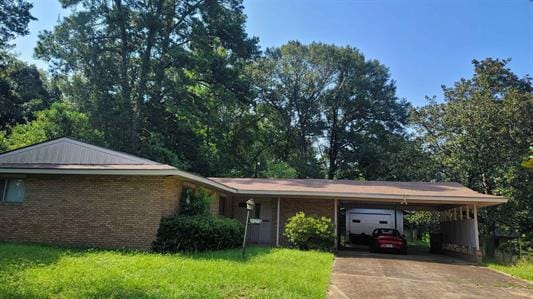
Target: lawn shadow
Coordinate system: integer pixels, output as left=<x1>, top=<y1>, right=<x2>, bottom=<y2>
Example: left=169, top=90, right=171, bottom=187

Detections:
left=0, top=242, right=68, bottom=271
left=0, top=242, right=80, bottom=298
left=0, top=242, right=184, bottom=298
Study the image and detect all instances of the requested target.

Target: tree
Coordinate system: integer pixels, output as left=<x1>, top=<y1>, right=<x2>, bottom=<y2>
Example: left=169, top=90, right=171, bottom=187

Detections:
left=412, top=58, right=533, bottom=254
left=321, top=50, right=409, bottom=180
left=36, top=0, right=259, bottom=176
left=259, top=161, right=297, bottom=179
left=522, top=144, right=533, bottom=168
left=248, top=42, right=331, bottom=178
left=404, top=211, right=440, bottom=242
left=2, top=101, right=104, bottom=150
left=0, top=53, right=56, bottom=130
left=249, top=42, right=410, bottom=179
left=0, top=0, right=35, bottom=48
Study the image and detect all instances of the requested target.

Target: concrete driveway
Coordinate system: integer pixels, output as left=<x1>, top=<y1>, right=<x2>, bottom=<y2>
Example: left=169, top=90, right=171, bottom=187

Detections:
left=328, top=250, right=533, bottom=299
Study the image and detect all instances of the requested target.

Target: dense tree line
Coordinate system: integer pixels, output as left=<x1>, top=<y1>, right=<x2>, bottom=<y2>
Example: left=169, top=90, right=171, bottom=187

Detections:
left=0, top=0, right=531, bottom=253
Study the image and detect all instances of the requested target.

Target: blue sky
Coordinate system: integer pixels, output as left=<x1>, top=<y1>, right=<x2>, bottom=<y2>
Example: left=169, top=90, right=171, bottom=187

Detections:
left=13, top=0, right=533, bottom=106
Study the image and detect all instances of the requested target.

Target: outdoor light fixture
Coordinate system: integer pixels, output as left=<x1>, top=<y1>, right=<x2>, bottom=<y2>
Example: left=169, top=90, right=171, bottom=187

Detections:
left=246, top=198, right=255, bottom=211
left=242, top=198, right=255, bottom=257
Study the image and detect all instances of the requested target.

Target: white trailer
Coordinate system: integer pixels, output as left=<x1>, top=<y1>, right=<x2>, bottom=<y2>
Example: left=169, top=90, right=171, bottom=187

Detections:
left=346, top=208, right=403, bottom=243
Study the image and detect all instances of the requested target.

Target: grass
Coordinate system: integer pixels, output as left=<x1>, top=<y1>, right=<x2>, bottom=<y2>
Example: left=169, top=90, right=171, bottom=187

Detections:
left=0, top=243, right=334, bottom=298
left=485, top=258, right=533, bottom=281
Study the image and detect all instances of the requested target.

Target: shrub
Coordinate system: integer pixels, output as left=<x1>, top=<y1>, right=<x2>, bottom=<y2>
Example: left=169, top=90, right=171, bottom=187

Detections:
left=152, top=214, right=244, bottom=252
left=153, top=186, right=243, bottom=252
left=498, top=238, right=532, bottom=255
left=284, top=212, right=335, bottom=251
left=180, top=187, right=214, bottom=216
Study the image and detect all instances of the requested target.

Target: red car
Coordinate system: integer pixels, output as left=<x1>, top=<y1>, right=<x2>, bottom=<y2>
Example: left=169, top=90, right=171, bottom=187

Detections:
left=369, top=228, right=407, bottom=254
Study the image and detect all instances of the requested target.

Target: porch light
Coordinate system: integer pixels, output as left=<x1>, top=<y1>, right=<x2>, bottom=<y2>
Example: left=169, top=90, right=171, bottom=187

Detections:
left=246, top=198, right=255, bottom=211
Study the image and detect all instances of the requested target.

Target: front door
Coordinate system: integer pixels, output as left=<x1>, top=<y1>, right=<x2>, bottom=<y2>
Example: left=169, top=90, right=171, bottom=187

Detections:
left=249, top=200, right=272, bottom=244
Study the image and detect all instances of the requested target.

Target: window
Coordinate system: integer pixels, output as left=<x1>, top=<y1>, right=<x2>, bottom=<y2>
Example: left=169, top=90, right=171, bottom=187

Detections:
left=180, top=187, right=194, bottom=205
left=254, top=203, right=261, bottom=219
left=218, top=196, right=226, bottom=215
left=372, top=228, right=400, bottom=237
left=0, top=179, right=4, bottom=200
left=1, top=179, right=25, bottom=203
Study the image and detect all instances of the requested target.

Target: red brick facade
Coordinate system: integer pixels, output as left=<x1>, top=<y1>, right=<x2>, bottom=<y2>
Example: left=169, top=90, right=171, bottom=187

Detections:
left=0, top=175, right=182, bottom=250
left=278, top=198, right=335, bottom=245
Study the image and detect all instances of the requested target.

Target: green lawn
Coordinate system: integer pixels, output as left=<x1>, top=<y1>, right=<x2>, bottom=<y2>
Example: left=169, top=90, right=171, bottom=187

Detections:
left=485, top=259, right=533, bottom=281
left=0, top=243, right=334, bottom=298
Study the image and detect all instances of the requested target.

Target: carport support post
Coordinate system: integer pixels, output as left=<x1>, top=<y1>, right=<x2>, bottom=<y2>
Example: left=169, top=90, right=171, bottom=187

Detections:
left=334, top=199, right=338, bottom=250
left=474, top=204, right=479, bottom=250
left=276, top=197, right=280, bottom=246
left=474, top=204, right=480, bottom=251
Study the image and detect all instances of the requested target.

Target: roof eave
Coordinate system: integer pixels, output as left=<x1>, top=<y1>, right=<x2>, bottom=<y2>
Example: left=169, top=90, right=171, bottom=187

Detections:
left=0, top=167, right=236, bottom=194
left=0, top=168, right=508, bottom=206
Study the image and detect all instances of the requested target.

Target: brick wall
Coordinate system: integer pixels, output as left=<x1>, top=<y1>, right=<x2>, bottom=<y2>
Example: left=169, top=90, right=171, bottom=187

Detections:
left=278, top=198, right=335, bottom=245
left=0, top=175, right=182, bottom=250
left=0, top=175, right=337, bottom=250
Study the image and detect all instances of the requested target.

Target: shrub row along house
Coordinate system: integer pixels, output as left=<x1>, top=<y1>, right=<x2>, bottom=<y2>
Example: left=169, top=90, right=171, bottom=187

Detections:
left=0, top=138, right=506, bottom=259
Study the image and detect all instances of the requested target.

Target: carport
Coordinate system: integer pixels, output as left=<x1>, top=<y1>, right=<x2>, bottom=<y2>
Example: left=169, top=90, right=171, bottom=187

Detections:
left=209, top=178, right=507, bottom=261
left=331, top=182, right=507, bottom=261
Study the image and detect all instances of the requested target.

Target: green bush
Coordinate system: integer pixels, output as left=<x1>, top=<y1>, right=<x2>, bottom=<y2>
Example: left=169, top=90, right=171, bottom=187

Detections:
left=180, top=187, right=213, bottom=216
left=153, top=186, right=243, bottom=252
left=284, top=212, right=335, bottom=251
left=498, top=238, right=532, bottom=255
left=152, top=214, right=244, bottom=252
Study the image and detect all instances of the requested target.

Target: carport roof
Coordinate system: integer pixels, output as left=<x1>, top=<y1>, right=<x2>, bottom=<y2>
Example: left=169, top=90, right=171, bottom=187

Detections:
left=209, top=178, right=507, bottom=207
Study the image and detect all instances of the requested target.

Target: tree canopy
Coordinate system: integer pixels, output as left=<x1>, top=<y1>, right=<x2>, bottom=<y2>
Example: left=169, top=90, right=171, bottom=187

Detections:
left=248, top=41, right=411, bottom=179
left=412, top=58, right=533, bottom=247
left=35, top=0, right=259, bottom=176
left=0, top=0, right=35, bottom=47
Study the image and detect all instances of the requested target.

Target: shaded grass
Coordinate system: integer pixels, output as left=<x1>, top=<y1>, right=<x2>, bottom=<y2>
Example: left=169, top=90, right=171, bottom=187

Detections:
left=0, top=243, right=334, bottom=298
left=485, top=258, right=533, bottom=281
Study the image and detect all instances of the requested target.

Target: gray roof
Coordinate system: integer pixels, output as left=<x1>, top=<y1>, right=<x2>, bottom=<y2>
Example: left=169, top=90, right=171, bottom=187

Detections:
left=0, top=137, right=174, bottom=169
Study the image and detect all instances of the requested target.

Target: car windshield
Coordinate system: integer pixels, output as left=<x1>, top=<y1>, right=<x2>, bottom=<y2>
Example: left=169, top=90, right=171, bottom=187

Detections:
left=372, top=228, right=400, bottom=236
